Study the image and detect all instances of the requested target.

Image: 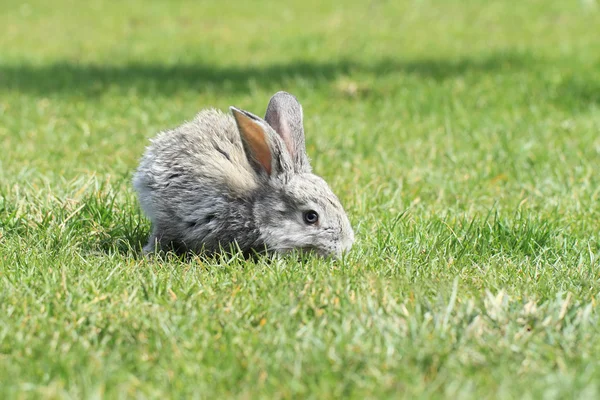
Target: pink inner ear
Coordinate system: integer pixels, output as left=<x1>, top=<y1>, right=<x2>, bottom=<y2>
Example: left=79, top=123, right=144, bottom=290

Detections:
left=235, top=112, right=272, bottom=175
left=279, top=127, right=296, bottom=160
left=267, top=110, right=295, bottom=159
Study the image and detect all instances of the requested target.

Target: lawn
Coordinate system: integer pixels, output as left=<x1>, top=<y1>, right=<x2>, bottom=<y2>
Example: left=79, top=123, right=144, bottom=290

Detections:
left=1, top=0, right=599, bottom=398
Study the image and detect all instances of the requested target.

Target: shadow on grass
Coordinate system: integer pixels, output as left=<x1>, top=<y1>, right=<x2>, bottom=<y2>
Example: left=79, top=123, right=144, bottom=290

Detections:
left=0, top=52, right=533, bottom=95
left=95, top=218, right=149, bottom=258
left=554, top=75, right=600, bottom=110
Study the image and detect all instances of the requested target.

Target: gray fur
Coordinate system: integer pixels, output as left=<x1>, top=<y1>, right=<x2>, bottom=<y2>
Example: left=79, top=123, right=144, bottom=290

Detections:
left=264, top=91, right=311, bottom=173
left=133, top=92, right=354, bottom=258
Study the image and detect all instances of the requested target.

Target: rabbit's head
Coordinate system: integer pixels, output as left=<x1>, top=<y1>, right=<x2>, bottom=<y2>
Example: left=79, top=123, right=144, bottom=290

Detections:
left=230, top=92, right=354, bottom=258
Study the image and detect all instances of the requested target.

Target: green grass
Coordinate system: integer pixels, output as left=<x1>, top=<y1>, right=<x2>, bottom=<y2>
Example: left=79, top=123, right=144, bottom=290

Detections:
left=1, top=0, right=600, bottom=398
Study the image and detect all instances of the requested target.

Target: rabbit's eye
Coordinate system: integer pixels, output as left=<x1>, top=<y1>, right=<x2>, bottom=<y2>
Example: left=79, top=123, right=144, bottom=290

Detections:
left=303, top=210, right=319, bottom=225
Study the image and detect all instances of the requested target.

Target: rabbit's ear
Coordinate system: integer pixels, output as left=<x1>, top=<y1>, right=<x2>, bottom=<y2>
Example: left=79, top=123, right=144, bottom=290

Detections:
left=231, top=107, right=274, bottom=176
left=264, top=91, right=311, bottom=172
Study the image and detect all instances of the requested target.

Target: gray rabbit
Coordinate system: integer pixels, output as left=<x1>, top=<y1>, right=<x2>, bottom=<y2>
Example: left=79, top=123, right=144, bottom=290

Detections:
left=133, top=91, right=354, bottom=258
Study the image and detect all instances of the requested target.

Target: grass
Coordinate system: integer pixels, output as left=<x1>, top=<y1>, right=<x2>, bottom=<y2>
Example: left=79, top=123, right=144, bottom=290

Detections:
left=1, top=0, right=600, bottom=398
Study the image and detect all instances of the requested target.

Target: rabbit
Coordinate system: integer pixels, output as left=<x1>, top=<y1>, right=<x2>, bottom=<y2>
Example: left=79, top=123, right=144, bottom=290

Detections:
left=133, top=91, right=354, bottom=258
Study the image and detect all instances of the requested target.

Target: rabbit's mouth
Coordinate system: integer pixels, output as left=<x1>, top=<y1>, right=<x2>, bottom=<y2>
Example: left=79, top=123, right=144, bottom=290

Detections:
left=299, top=246, right=319, bottom=256
left=274, top=245, right=321, bottom=258
left=273, top=244, right=340, bottom=259
left=296, top=246, right=333, bottom=259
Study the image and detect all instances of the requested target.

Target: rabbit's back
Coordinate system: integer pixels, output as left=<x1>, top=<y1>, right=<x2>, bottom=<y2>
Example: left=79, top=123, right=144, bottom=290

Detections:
left=135, top=109, right=257, bottom=196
